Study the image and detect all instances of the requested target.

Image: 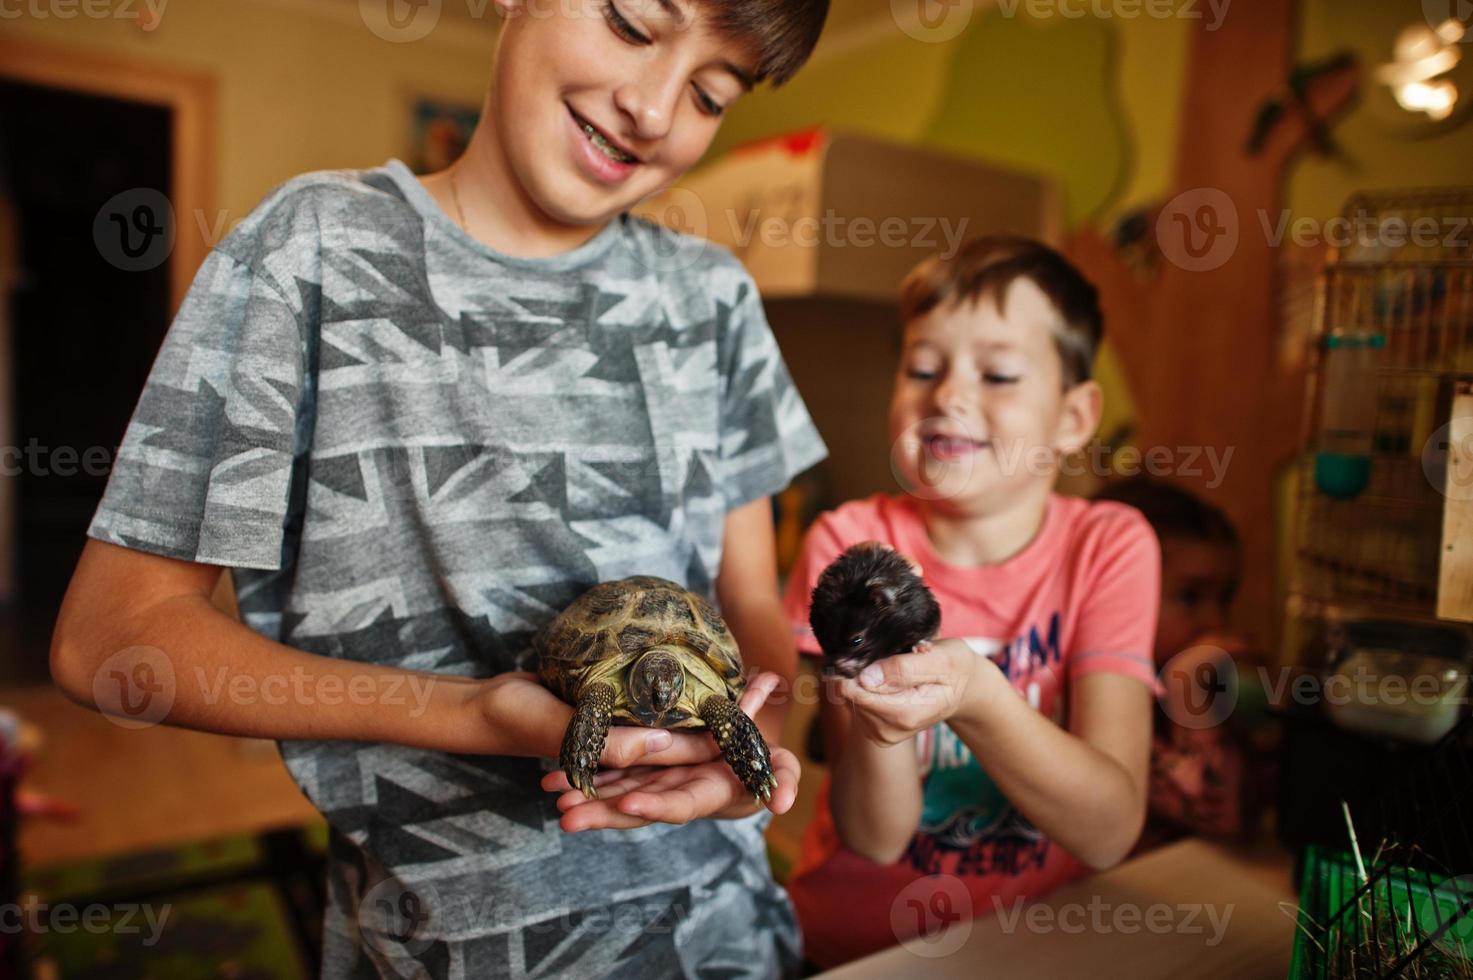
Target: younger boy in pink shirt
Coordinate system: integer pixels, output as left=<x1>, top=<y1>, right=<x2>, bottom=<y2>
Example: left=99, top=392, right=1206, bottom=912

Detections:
left=782, top=237, right=1161, bottom=968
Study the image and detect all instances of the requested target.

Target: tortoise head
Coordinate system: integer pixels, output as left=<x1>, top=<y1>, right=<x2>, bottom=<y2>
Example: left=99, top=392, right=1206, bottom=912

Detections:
left=628, top=647, right=686, bottom=722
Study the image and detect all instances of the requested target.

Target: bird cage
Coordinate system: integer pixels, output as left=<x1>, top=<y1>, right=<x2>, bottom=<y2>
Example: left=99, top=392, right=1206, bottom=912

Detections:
left=1287, top=187, right=1473, bottom=652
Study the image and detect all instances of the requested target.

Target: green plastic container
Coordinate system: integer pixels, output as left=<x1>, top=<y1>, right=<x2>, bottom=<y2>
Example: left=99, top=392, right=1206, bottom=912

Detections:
left=1289, top=845, right=1473, bottom=978
left=1313, top=333, right=1385, bottom=500
left=1312, top=452, right=1373, bottom=500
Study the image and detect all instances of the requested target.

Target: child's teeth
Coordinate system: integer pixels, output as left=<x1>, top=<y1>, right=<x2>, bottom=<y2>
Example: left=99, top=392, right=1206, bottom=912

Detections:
left=581, top=123, right=633, bottom=164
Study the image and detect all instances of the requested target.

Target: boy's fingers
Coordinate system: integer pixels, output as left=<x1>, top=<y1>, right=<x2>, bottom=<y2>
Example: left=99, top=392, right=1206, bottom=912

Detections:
left=560, top=802, right=651, bottom=833
left=557, top=768, right=693, bottom=830
left=600, top=729, right=665, bottom=769
left=765, top=748, right=802, bottom=815
left=564, top=752, right=800, bottom=824
left=737, top=671, right=780, bottom=715
left=551, top=759, right=721, bottom=805
left=556, top=774, right=640, bottom=812
left=543, top=765, right=650, bottom=799
left=616, top=779, right=714, bottom=825
left=541, top=769, right=583, bottom=793
left=627, top=734, right=720, bottom=767
left=601, top=727, right=717, bottom=769
left=843, top=676, right=950, bottom=722
left=857, top=644, right=954, bottom=692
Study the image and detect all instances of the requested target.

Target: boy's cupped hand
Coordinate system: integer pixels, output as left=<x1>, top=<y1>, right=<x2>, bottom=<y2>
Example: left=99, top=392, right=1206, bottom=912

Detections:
left=539, top=671, right=801, bottom=832
left=834, top=637, right=997, bottom=746
left=470, top=671, right=758, bottom=769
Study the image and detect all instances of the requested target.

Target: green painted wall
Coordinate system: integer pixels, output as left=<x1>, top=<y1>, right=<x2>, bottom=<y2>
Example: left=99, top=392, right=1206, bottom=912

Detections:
left=921, top=16, right=1124, bottom=226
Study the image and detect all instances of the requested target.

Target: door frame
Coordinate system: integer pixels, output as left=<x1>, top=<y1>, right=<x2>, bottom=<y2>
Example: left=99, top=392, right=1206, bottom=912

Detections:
left=0, top=38, right=235, bottom=616
left=0, top=36, right=217, bottom=311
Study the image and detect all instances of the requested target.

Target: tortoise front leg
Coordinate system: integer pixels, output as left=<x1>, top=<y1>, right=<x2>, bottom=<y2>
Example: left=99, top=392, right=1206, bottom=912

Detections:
left=561, top=682, right=615, bottom=800
left=699, top=694, right=776, bottom=806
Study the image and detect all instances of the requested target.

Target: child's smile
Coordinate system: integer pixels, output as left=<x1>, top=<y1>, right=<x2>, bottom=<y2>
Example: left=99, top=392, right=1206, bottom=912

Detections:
left=921, top=421, right=991, bottom=463
left=566, top=103, right=642, bottom=185
left=889, top=277, right=1098, bottom=514
left=489, top=0, right=757, bottom=227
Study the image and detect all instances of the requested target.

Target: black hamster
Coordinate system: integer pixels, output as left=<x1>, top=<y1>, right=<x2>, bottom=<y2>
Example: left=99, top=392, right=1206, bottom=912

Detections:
left=809, top=542, right=941, bottom=678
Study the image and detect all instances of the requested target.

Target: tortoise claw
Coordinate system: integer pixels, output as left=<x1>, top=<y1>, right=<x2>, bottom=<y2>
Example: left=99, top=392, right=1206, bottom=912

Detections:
left=570, top=768, right=598, bottom=801
left=699, top=694, right=776, bottom=808
left=560, top=683, right=614, bottom=805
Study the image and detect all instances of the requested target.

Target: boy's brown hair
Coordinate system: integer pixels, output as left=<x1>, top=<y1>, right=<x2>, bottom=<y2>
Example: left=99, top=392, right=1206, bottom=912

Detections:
left=898, top=235, right=1103, bottom=388
left=702, top=0, right=830, bottom=87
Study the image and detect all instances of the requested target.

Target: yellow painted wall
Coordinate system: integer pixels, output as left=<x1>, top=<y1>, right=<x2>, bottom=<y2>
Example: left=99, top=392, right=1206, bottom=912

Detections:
left=6, top=0, right=1469, bottom=235
left=4, top=0, right=495, bottom=233
left=1289, top=0, right=1473, bottom=221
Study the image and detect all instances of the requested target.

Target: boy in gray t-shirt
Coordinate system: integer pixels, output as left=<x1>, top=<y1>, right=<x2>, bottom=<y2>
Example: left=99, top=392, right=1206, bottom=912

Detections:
left=52, top=2, right=830, bottom=976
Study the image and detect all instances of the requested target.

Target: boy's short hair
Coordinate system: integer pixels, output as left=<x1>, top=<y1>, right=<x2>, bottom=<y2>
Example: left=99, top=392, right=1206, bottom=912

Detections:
left=704, top=0, right=829, bottom=87
left=1094, top=476, right=1239, bottom=548
left=898, top=235, right=1103, bottom=387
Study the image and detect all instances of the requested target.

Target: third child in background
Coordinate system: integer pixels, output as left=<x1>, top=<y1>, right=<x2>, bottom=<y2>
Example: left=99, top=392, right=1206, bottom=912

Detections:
left=1094, top=476, right=1277, bottom=849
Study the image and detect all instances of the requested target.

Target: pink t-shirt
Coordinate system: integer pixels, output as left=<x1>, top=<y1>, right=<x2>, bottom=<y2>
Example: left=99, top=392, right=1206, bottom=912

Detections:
left=780, top=492, right=1161, bottom=968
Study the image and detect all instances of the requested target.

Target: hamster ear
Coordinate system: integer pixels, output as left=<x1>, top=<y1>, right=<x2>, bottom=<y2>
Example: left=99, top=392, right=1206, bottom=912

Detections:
left=865, top=580, right=898, bottom=608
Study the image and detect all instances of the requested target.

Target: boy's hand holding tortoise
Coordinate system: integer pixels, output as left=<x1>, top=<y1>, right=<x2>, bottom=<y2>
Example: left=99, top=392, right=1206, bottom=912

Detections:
left=532, top=575, right=800, bottom=832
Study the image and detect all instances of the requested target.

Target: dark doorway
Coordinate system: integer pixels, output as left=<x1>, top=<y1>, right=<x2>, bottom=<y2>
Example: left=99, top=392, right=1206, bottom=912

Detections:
left=0, top=79, right=173, bottom=683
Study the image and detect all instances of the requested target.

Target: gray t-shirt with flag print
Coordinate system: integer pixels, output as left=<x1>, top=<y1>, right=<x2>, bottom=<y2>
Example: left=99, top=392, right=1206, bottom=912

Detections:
left=87, top=158, right=827, bottom=979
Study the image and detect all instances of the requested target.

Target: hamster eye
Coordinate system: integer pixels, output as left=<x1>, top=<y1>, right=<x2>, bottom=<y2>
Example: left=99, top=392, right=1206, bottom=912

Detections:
left=848, top=635, right=864, bottom=647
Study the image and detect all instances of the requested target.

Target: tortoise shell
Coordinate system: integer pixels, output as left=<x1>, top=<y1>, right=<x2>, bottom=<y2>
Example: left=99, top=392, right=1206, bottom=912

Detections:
left=533, top=576, right=745, bottom=710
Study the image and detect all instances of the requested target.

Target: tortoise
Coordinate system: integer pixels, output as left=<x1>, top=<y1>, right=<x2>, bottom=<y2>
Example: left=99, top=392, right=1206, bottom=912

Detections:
left=534, top=575, right=775, bottom=804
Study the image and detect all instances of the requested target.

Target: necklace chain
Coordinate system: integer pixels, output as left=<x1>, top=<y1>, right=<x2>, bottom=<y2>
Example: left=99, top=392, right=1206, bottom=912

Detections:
left=449, top=167, right=468, bottom=233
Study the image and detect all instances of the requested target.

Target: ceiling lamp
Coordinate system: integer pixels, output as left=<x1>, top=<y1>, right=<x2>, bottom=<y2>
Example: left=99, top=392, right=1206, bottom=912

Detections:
left=1376, top=19, right=1464, bottom=121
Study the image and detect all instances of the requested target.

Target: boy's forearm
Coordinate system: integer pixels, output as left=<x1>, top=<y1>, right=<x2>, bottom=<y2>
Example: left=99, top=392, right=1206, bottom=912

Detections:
left=829, top=714, right=923, bottom=864
left=53, top=590, right=490, bottom=753
left=949, top=662, right=1145, bottom=869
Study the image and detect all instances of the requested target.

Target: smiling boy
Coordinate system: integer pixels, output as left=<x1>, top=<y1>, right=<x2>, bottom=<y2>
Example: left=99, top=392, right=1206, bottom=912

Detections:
left=782, top=237, right=1160, bottom=967
left=50, top=1, right=828, bottom=976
